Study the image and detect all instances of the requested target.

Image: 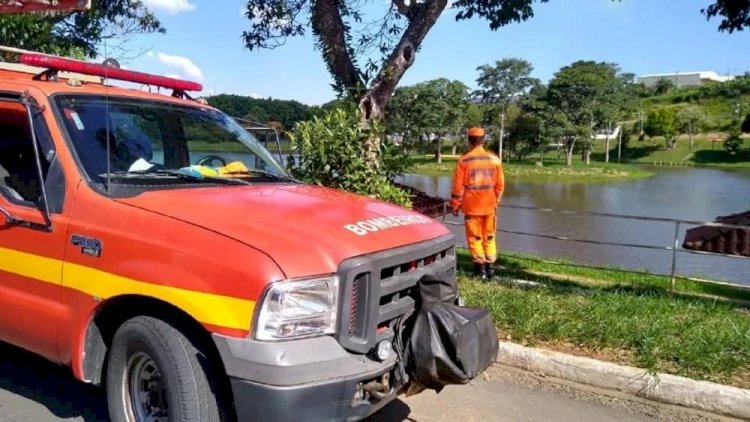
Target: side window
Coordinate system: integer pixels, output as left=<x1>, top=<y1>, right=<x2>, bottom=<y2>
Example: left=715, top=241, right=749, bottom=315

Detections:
left=0, top=97, right=57, bottom=208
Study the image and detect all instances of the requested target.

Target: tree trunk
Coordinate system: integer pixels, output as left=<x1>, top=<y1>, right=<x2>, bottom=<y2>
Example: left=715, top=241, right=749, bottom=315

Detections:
left=604, top=121, right=611, bottom=163
left=498, top=111, right=505, bottom=162
left=617, top=126, right=623, bottom=163
left=585, top=148, right=591, bottom=165
left=347, top=0, right=447, bottom=170
left=565, top=138, right=576, bottom=166
left=436, top=136, right=442, bottom=163
left=689, top=133, right=694, bottom=150
left=539, top=138, right=545, bottom=165
left=451, top=136, right=457, bottom=155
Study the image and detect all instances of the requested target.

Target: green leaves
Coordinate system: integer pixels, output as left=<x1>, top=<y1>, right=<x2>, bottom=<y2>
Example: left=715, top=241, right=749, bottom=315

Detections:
left=0, top=0, right=164, bottom=59
left=206, top=94, right=318, bottom=130
left=724, top=130, right=744, bottom=155
left=474, top=58, right=539, bottom=110
left=286, top=108, right=412, bottom=207
left=546, top=61, right=624, bottom=139
left=453, top=0, right=548, bottom=30
left=702, top=0, right=750, bottom=33
left=644, top=108, right=677, bottom=139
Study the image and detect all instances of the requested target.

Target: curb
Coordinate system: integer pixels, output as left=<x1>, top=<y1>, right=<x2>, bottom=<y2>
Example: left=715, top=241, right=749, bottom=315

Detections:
left=496, top=341, right=750, bottom=420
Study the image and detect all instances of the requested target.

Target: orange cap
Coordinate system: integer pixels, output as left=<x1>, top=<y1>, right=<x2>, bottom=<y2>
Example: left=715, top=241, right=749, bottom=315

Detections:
left=467, top=127, right=485, bottom=137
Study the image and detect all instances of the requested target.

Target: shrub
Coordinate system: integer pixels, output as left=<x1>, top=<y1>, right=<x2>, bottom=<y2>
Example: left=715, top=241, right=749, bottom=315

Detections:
left=724, top=130, right=743, bottom=155
left=286, top=108, right=413, bottom=208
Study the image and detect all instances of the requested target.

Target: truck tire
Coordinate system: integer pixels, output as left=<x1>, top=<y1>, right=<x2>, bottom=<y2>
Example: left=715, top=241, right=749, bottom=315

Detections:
left=105, top=315, right=228, bottom=422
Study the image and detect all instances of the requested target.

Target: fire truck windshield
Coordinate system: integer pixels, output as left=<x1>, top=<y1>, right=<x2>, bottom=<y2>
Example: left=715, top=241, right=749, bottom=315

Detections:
left=53, top=94, right=289, bottom=188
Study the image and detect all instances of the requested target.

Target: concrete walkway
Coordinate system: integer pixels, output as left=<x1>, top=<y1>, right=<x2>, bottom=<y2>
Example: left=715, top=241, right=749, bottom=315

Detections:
left=369, top=365, right=732, bottom=422
left=0, top=342, right=733, bottom=422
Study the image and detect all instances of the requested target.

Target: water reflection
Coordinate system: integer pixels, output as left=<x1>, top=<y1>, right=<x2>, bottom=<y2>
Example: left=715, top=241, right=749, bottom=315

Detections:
left=397, top=166, right=750, bottom=285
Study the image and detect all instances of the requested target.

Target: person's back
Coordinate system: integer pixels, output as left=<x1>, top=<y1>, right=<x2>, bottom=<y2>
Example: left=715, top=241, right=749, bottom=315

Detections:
left=453, top=146, right=503, bottom=216
left=450, top=128, right=504, bottom=279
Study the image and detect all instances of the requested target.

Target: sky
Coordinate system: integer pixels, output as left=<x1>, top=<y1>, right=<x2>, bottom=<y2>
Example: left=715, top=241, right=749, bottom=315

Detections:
left=110, top=0, right=750, bottom=105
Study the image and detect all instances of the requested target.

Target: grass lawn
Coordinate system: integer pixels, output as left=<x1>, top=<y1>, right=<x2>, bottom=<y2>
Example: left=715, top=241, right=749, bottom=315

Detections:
left=409, top=156, right=653, bottom=182
left=413, top=132, right=749, bottom=174
left=592, top=136, right=750, bottom=169
left=461, top=250, right=750, bottom=303
left=454, top=249, right=750, bottom=388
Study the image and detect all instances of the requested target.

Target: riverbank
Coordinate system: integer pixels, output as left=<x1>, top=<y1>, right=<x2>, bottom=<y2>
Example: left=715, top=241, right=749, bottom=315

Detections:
left=409, top=156, right=653, bottom=182
left=455, top=249, right=750, bottom=389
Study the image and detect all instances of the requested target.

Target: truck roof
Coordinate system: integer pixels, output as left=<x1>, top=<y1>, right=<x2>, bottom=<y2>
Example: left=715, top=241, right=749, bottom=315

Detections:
left=0, top=58, right=208, bottom=108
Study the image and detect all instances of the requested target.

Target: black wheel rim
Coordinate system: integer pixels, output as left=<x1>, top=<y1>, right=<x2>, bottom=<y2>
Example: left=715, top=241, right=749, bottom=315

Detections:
left=124, top=352, right=169, bottom=422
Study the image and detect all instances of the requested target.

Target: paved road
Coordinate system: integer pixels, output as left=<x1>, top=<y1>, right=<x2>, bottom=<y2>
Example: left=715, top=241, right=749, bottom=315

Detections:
left=0, top=342, right=736, bottom=422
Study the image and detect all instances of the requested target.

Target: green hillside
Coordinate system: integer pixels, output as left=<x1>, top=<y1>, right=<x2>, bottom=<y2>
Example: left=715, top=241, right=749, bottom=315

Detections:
left=637, top=75, right=750, bottom=133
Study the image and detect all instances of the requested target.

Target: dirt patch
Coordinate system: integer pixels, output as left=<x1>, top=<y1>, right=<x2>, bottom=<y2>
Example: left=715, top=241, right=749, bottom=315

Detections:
left=396, top=183, right=448, bottom=219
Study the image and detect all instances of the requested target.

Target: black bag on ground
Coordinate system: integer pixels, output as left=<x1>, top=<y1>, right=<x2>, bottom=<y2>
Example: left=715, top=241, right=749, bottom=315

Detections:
left=403, top=275, right=499, bottom=392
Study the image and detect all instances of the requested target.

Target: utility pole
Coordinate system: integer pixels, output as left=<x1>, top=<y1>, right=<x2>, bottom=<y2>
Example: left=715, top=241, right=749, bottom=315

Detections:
left=498, top=111, right=505, bottom=163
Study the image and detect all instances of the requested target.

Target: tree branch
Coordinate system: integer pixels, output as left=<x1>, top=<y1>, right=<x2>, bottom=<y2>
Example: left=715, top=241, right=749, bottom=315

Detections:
left=392, top=0, right=410, bottom=16
left=310, top=0, right=362, bottom=96
left=360, top=0, right=447, bottom=120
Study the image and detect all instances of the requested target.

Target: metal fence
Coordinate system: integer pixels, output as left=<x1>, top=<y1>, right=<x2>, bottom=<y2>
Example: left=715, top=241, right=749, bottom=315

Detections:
left=439, top=202, right=750, bottom=290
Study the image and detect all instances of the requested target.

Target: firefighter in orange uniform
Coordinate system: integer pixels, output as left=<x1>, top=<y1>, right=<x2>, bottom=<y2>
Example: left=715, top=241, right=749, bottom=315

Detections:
left=450, top=127, right=504, bottom=280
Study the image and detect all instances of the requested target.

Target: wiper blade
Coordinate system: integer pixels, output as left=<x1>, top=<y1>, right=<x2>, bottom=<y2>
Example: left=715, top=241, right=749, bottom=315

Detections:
left=101, top=170, right=253, bottom=185
left=157, top=169, right=255, bottom=185
left=243, top=168, right=297, bottom=182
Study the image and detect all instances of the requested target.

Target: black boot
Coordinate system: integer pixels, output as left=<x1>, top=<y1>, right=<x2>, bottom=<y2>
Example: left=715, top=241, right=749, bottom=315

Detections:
left=473, top=263, right=486, bottom=280
left=484, top=263, right=495, bottom=280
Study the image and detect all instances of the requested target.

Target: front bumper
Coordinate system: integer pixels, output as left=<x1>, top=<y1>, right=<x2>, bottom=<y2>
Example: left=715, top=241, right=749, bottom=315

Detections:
left=213, top=334, right=405, bottom=422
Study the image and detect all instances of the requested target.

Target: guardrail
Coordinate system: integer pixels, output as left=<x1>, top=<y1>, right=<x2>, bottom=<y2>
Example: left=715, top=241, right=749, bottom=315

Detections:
left=439, top=202, right=750, bottom=291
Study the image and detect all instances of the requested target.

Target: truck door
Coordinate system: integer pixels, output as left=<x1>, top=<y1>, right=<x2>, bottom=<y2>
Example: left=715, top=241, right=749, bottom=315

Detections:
left=0, top=89, right=67, bottom=361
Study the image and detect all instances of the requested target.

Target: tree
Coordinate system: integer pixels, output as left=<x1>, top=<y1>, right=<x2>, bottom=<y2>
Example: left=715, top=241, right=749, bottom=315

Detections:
left=0, top=0, right=164, bottom=61
left=702, top=1, right=750, bottom=32
left=546, top=60, right=621, bottom=166
left=741, top=114, right=750, bottom=133
left=206, top=94, right=319, bottom=130
left=506, top=112, right=543, bottom=161
left=474, top=58, right=539, bottom=162
left=724, top=130, right=743, bottom=155
left=242, top=0, right=551, bottom=169
left=593, top=71, right=632, bottom=163
left=676, top=106, right=706, bottom=150
left=644, top=107, right=677, bottom=148
left=386, top=78, right=469, bottom=162
left=653, top=78, right=675, bottom=95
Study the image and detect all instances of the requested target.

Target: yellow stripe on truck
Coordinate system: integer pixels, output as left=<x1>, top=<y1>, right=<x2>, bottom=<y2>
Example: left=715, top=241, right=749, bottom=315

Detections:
left=0, top=246, right=62, bottom=284
left=0, top=246, right=255, bottom=331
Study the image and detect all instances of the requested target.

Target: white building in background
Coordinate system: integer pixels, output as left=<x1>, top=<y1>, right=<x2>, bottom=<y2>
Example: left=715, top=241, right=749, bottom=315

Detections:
left=637, top=71, right=735, bottom=88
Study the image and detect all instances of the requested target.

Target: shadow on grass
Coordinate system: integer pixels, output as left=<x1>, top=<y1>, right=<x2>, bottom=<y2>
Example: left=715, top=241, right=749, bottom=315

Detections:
left=691, top=149, right=750, bottom=165
left=618, top=145, right=662, bottom=161
left=455, top=250, right=750, bottom=309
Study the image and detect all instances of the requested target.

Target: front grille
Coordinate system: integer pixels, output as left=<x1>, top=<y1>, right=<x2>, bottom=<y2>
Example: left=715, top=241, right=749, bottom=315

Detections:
left=335, top=235, right=456, bottom=354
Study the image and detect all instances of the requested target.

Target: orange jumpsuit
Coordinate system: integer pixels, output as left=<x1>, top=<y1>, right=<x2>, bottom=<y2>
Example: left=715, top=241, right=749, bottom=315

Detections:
left=450, top=146, right=505, bottom=264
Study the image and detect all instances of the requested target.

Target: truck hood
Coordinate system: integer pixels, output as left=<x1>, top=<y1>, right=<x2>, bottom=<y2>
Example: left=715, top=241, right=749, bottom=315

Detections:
left=116, top=184, right=452, bottom=279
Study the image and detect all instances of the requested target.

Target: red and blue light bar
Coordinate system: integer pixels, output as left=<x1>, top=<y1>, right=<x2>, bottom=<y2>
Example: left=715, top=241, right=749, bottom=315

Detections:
left=19, top=53, right=203, bottom=92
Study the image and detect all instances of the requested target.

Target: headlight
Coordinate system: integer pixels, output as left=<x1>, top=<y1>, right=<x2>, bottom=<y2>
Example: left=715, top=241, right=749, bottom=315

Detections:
left=255, top=275, right=339, bottom=341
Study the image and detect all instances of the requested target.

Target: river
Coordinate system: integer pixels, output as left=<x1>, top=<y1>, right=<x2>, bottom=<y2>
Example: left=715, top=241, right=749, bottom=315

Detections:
left=396, top=165, right=750, bottom=285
